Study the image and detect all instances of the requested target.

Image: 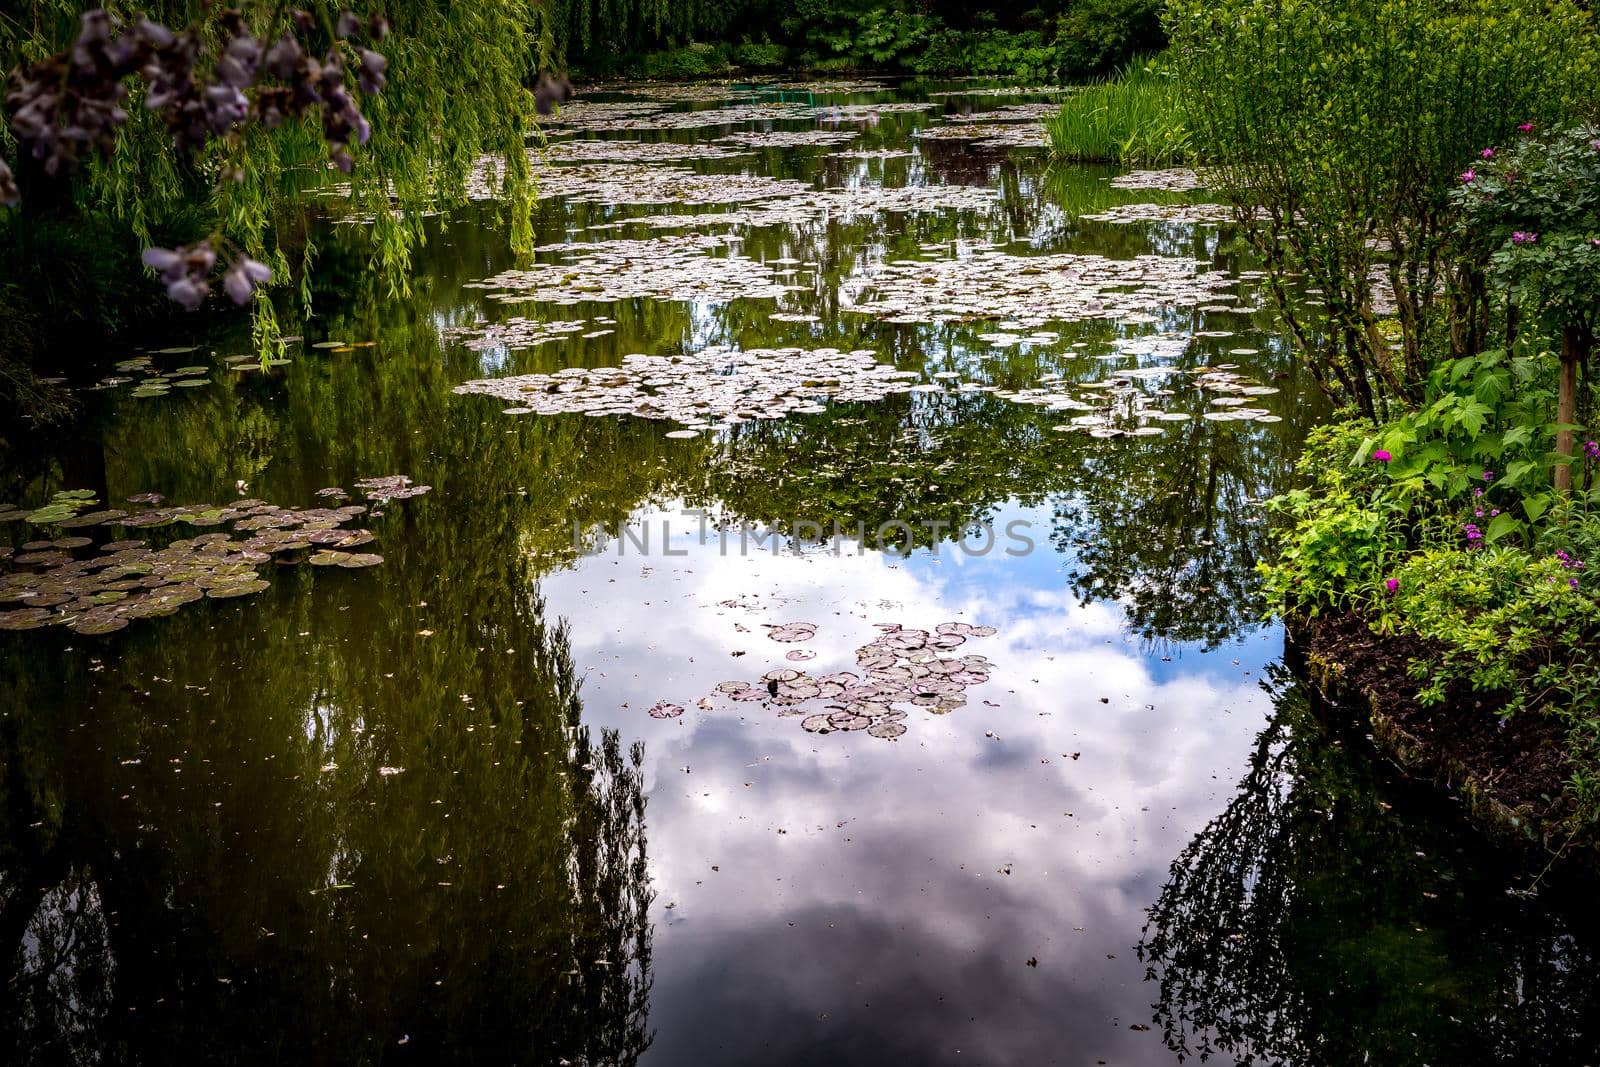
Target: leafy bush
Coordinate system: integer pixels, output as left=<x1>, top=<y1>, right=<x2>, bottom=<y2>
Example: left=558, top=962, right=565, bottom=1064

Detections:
left=1054, top=0, right=1164, bottom=76
left=1166, top=0, right=1598, bottom=419
left=1261, top=351, right=1600, bottom=823
left=732, top=39, right=789, bottom=70
left=635, top=42, right=734, bottom=78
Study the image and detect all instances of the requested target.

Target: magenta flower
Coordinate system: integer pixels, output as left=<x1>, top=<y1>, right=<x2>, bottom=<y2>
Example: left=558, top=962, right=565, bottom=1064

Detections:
left=1518, top=122, right=1535, bottom=132
left=1372, top=449, right=1392, bottom=463
left=1483, top=470, right=1494, bottom=481
left=1481, top=147, right=1496, bottom=159
left=1460, top=168, right=1477, bottom=183
left=1385, top=578, right=1400, bottom=594
left=1511, top=231, right=1538, bottom=245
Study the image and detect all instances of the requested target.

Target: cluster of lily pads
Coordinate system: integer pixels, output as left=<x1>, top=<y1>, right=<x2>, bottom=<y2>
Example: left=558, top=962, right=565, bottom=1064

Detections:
left=470, top=161, right=812, bottom=205
left=1109, top=169, right=1207, bottom=192
left=932, top=86, right=1075, bottom=97
left=550, top=102, right=817, bottom=132
left=716, top=129, right=859, bottom=148
left=844, top=249, right=1241, bottom=329
left=944, top=102, right=1062, bottom=123
left=648, top=621, right=998, bottom=740
left=1081, top=202, right=1240, bottom=226
left=913, top=121, right=1046, bottom=150
left=461, top=234, right=802, bottom=307
left=0, top=481, right=429, bottom=635
left=440, top=316, right=607, bottom=352
left=453, top=346, right=920, bottom=432
left=602, top=182, right=1000, bottom=233
left=827, top=148, right=914, bottom=160
left=542, top=139, right=752, bottom=164
left=1191, top=365, right=1282, bottom=422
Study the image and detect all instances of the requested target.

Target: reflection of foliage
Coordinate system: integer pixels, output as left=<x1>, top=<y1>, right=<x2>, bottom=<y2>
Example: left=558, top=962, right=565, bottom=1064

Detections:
left=1138, top=672, right=1600, bottom=1064
left=0, top=539, right=653, bottom=1062
left=1051, top=411, right=1284, bottom=650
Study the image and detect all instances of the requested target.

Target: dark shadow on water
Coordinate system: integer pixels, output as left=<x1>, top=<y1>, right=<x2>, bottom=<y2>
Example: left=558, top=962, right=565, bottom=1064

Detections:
left=1138, top=665, right=1600, bottom=1065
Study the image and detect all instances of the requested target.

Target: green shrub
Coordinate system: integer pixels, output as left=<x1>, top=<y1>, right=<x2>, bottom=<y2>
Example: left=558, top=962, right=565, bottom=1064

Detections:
left=1166, top=0, right=1598, bottom=418
left=1053, top=0, right=1164, bottom=76
left=732, top=39, right=789, bottom=70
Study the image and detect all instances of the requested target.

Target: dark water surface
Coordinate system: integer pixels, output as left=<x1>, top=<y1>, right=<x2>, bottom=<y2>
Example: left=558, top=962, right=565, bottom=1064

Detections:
left=4, top=79, right=1600, bottom=1065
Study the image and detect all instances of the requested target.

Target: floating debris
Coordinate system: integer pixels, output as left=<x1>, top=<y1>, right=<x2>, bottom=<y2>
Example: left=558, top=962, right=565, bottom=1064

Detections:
left=648, top=701, right=685, bottom=719
left=453, top=346, right=919, bottom=428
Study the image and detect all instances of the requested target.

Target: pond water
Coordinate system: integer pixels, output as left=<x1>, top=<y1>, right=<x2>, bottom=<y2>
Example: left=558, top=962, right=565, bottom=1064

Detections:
left=4, top=79, right=1600, bottom=1065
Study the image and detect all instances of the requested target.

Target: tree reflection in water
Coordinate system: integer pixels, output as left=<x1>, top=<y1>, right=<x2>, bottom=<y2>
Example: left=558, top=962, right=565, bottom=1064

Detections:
left=1138, top=667, right=1600, bottom=1064
left=0, top=561, right=653, bottom=1064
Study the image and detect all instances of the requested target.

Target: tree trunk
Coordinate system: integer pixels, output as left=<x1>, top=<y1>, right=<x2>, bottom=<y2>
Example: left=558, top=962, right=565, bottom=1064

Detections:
left=1555, top=325, right=1583, bottom=495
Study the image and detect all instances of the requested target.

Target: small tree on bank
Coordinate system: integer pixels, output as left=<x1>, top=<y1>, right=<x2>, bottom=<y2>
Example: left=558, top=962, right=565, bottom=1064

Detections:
left=1457, top=125, right=1600, bottom=494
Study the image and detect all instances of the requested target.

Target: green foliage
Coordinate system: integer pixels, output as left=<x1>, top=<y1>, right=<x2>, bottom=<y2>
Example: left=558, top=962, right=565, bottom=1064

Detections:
left=1052, top=0, right=1163, bottom=76
left=570, top=1, right=1167, bottom=80
left=1457, top=125, right=1600, bottom=334
left=1166, top=0, right=1598, bottom=418
left=1262, top=350, right=1600, bottom=822
left=1260, top=422, right=1407, bottom=617
left=1043, top=59, right=1189, bottom=164
left=2, top=1, right=547, bottom=345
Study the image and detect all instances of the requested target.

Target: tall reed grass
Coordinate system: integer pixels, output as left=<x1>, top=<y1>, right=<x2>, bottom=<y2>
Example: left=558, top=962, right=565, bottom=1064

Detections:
left=1045, top=60, right=1191, bottom=165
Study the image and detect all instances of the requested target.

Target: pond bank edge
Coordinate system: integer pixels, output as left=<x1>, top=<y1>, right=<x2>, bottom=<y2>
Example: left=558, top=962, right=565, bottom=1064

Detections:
left=1285, top=612, right=1599, bottom=872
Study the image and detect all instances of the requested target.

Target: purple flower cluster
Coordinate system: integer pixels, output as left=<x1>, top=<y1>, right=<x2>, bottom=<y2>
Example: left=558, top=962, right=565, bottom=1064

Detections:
left=1585, top=440, right=1600, bottom=461
left=1556, top=550, right=1585, bottom=589
left=3, top=8, right=392, bottom=305
left=1463, top=522, right=1483, bottom=545
left=1511, top=231, right=1539, bottom=245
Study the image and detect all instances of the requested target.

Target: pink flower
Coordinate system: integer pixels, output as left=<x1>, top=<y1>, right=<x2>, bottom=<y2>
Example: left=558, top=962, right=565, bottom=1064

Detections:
left=1372, top=449, right=1392, bottom=463
left=1460, top=168, right=1477, bottom=183
left=1518, top=122, right=1535, bottom=132
left=1481, top=147, right=1496, bottom=159
left=1385, top=578, right=1400, bottom=594
left=1511, top=231, right=1538, bottom=245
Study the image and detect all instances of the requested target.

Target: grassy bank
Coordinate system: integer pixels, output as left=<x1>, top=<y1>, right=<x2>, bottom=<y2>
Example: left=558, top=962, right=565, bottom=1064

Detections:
left=1043, top=61, right=1190, bottom=164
